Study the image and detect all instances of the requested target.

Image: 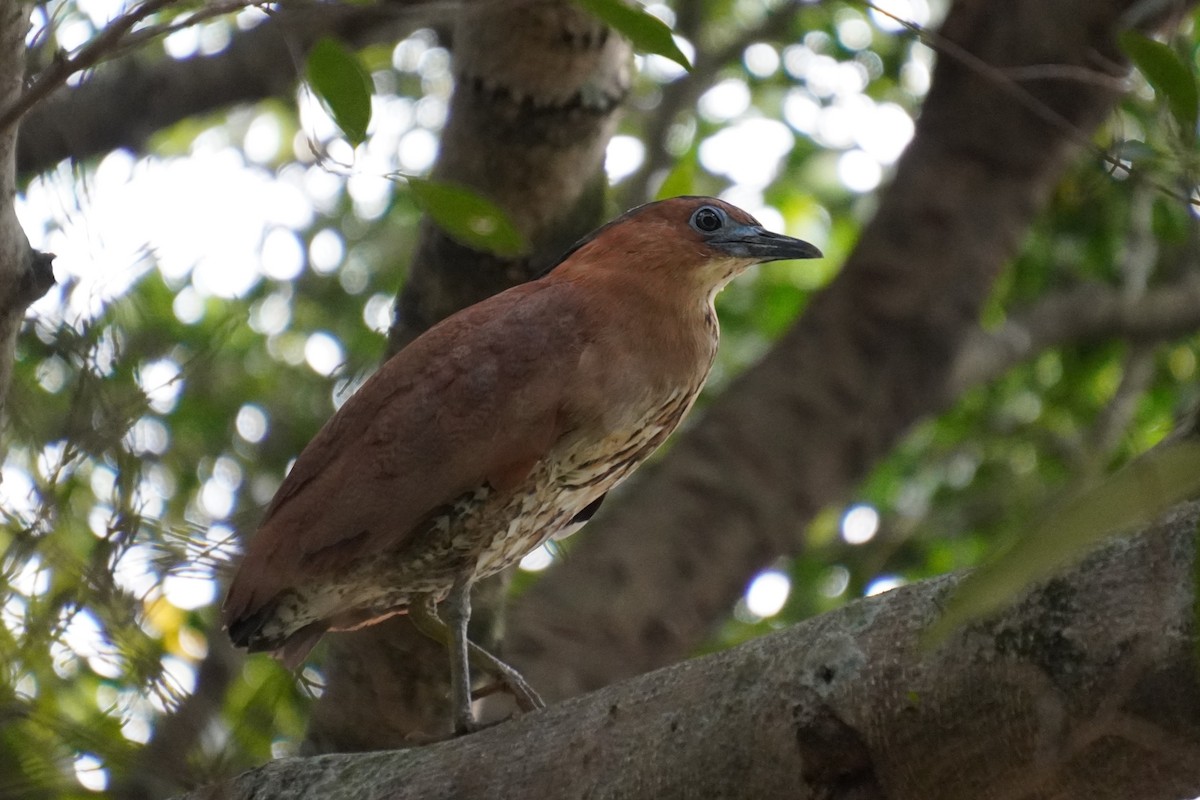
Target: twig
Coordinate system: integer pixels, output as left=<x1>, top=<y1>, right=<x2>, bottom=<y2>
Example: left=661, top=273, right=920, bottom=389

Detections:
left=859, top=0, right=1200, bottom=208
left=0, top=0, right=290, bottom=133
left=100, top=0, right=277, bottom=61
left=0, top=0, right=182, bottom=132
left=1085, top=185, right=1160, bottom=469
left=999, top=64, right=1130, bottom=91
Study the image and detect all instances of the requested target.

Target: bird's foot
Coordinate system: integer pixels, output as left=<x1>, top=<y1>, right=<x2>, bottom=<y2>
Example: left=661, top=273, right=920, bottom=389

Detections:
left=452, top=712, right=514, bottom=737
left=453, top=708, right=479, bottom=737
left=473, top=676, right=545, bottom=714
left=500, top=672, right=545, bottom=713
left=412, top=718, right=498, bottom=742
left=461, top=640, right=545, bottom=712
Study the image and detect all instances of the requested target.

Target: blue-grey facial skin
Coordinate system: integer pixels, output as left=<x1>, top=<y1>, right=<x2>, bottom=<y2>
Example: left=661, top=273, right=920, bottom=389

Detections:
left=708, top=223, right=823, bottom=263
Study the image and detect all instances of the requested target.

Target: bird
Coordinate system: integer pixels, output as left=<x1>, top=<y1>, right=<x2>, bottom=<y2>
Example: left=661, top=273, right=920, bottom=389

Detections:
left=221, top=196, right=822, bottom=734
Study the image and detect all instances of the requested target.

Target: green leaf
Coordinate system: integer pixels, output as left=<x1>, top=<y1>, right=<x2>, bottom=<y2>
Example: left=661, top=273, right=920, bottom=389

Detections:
left=407, top=179, right=526, bottom=257
left=306, top=38, right=373, bottom=145
left=1120, top=31, right=1198, bottom=140
left=574, top=0, right=692, bottom=71
left=925, top=438, right=1200, bottom=645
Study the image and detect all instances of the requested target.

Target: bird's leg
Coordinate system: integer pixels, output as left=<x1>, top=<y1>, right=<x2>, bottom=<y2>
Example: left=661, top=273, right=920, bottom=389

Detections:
left=411, top=592, right=474, bottom=733
left=443, top=580, right=477, bottom=734
left=409, top=592, right=545, bottom=728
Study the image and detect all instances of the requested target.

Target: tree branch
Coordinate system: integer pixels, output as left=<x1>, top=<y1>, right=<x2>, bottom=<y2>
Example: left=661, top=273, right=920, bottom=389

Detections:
left=17, top=0, right=434, bottom=179
left=181, top=504, right=1200, bottom=800
left=387, top=0, right=631, bottom=347
left=0, top=0, right=181, bottom=133
left=949, top=273, right=1200, bottom=395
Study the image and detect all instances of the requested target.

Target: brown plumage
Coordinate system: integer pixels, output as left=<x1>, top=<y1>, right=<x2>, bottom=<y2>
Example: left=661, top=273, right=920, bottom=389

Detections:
left=222, top=196, right=821, bottom=733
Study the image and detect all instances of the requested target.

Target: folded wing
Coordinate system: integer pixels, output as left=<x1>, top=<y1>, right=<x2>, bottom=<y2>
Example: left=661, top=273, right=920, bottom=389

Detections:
left=221, top=279, right=586, bottom=631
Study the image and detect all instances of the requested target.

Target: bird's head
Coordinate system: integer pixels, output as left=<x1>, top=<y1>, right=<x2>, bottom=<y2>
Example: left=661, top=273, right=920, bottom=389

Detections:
left=555, top=196, right=822, bottom=300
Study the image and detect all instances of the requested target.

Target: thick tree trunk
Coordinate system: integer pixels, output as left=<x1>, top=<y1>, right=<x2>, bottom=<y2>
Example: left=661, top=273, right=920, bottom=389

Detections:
left=387, top=0, right=630, bottom=347
left=183, top=504, right=1200, bottom=800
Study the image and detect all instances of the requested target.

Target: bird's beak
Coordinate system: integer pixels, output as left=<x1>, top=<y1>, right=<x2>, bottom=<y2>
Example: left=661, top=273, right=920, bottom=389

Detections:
left=709, top=224, right=823, bottom=263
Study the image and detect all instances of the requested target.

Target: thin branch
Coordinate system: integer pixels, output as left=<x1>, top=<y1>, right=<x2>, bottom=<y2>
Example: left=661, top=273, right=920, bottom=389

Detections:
left=999, top=63, right=1130, bottom=90
left=17, top=0, right=445, bottom=177
left=101, top=1, right=277, bottom=58
left=1090, top=345, right=1157, bottom=459
left=949, top=273, right=1200, bottom=395
left=112, top=0, right=446, bottom=58
left=0, top=0, right=183, bottom=132
left=1083, top=184, right=1159, bottom=469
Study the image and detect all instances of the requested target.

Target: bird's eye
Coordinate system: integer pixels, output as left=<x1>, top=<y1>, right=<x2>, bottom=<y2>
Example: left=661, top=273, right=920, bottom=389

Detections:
left=690, top=206, right=724, bottom=233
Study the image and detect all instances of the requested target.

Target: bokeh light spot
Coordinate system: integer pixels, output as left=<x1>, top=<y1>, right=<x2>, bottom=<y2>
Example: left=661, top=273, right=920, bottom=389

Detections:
left=606, top=135, right=645, bottom=183
left=74, top=753, right=109, bottom=792
left=841, top=503, right=880, bottom=545
left=519, top=545, right=554, bottom=572
left=818, top=565, right=851, bottom=598
left=304, top=331, right=345, bottom=377
left=261, top=227, right=305, bottom=281
left=743, top=43, right=780, bottom=78
left=163, top=573, right=217, bottom=611
left=236, top=404, right=269, bottom=444
left=745, top=569, right=791, bottom=618
left=837, top=149, right=882, bottom=193
left=699, top=78, right=752, bottom=122
left=309, top=228, right=345, bottom=275
left=138, top=358, right=183, bottom=414
left=865, top=575, right=906, bottom=597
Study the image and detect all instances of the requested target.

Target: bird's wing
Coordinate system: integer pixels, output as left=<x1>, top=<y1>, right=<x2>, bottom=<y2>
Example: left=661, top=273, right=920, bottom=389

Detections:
left=222, top=280, right=586, bottom=626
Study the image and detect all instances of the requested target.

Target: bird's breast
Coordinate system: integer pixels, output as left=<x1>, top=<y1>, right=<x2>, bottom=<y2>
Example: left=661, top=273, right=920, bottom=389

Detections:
left=556, top=382, right=699, bottom=493
left=470, top=298, right=718, bottom=580
left=471, top=380, right=706, bottom=580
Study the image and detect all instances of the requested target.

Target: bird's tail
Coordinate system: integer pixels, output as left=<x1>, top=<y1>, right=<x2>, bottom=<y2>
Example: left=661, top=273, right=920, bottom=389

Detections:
left=227, top=601, right=330, bottom=670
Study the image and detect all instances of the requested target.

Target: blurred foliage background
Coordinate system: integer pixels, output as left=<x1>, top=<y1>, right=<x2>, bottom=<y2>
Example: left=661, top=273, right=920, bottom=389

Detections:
left=2, top=0, right=1199, bottom=796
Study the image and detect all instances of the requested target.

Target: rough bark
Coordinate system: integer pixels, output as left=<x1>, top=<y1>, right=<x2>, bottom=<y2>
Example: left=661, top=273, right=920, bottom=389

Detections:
left=387, top=0, right=630, bottom=347
left=182, top=504, right=1200, bottom=800
left=305, top=0, right=631, bottom=750
left=504, top=0, right=1167, bottom=701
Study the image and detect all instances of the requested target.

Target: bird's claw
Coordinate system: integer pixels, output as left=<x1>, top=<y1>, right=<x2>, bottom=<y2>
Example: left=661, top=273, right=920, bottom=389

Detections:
left=473, top=676, right=544, bottom=713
